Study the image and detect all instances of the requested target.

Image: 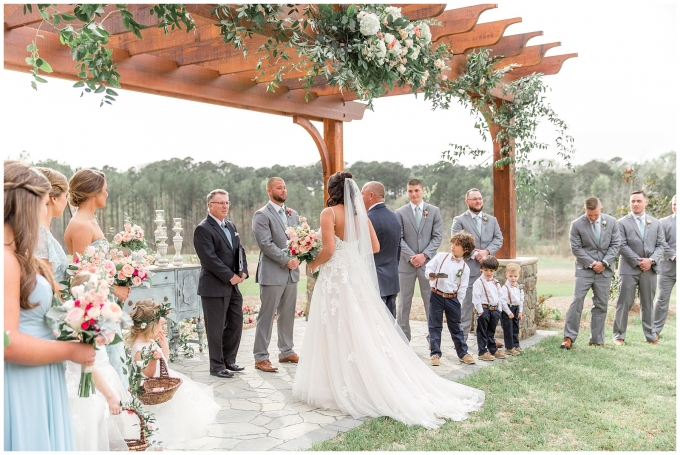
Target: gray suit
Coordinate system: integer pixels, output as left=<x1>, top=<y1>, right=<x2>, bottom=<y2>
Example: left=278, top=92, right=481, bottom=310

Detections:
left=613, top=213, right=665, bottom=342
left=451, top=211, right=503, bottom=342
left=653, top=214, right=676, bottom=335
left=564, top=214, right=620, bottom=344
left=396, top=203, right=443, bottom=340
left=251, top=203, right=300, bottom=362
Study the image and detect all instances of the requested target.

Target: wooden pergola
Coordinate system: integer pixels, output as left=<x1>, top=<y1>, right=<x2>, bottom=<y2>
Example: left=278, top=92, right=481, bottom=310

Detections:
left=4, top=3, right=576, bottom=259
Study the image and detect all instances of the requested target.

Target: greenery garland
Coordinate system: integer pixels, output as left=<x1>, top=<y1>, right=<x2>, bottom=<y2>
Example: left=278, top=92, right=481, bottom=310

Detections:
left=25, top=3, right=574, bottom=197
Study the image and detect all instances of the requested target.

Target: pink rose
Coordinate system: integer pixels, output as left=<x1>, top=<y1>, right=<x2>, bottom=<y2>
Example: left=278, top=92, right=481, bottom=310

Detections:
left=122, top=233, right=132, bottom=242
left=66, top=307, right=85, bottom=329
left=103, top=260, right=116, bottom=274
left=85, top=246, right=96, bottom=257
left=414, top=26, right=420, bottom=37
left=138, top=271, right=147, bottom=280
left=81, top=322, right=90, bottom=330
left=95, top=334, right=106, bottom=345
left=101, top=302, right=122, bottom=322
left=132, top=276, right=142, bottom=286
left=114, top=234, right=123, bottom=243
left=117, top=271, right=126, bottom=281
left=122, top=264, right=135, bottom=278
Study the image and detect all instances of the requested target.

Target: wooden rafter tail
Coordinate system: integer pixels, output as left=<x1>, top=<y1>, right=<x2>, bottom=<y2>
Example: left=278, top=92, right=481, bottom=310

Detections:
left=439, top=17, right=522, bottom=54
left=398, top=4, right=447, bottom=21
left=494, top=42, right=561, bottom=70
left=503, top=53, right=578, bottom=80
left=430, top=4, right=497, bottom=42
left=478, top=31, right=544, bottom=58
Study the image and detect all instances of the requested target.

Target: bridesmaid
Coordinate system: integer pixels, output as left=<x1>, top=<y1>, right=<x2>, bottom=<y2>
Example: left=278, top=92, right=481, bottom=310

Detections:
left=4, top=161, right=96, bottom=451
left=35, top=167, right=70, bottom=283
left=64, top=169, right=130, bottom=385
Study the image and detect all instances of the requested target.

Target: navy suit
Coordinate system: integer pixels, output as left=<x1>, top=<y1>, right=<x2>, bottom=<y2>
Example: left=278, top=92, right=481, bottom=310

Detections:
left=367, top=202, right=401, bottom=317
left=193, top=215, right=248, bottom=372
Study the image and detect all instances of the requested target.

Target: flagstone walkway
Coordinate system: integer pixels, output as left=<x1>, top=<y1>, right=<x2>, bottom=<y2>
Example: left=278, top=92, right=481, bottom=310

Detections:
left=166, top=320, right=557, bottom=451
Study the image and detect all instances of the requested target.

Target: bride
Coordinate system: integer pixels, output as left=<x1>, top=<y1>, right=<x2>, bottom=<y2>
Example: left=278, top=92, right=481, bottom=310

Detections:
left=292, top=172, right=484, bottom=429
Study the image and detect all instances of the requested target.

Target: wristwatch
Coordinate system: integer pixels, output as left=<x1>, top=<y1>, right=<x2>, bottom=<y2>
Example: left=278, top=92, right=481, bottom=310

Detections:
left=650, top=259, right=656, bottom=266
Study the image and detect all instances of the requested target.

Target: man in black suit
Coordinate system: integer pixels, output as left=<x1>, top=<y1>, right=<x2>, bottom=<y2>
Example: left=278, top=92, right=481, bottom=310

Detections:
left=362, top=181, right=401, bottom=317
left=193, top=189, right=248, bottom=378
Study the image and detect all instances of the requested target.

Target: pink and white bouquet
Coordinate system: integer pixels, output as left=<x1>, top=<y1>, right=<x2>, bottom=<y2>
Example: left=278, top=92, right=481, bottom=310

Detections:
left=47, top=270, right=132, bottom=397
left=285, top=217, right=322, bottom=276
left=110, top=248, right=154, bottom=288
left=111, top=216, right=155, bottom=253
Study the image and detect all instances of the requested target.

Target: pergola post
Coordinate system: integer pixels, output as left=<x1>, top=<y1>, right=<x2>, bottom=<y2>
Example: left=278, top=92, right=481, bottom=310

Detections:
left=323, top=118, right=344, bottom=196
left=489, top=119, right=517, bottom=259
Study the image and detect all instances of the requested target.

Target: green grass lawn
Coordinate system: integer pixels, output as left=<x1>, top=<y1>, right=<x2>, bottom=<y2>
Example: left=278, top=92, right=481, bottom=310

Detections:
left=312, top=315, right=677, bottom=451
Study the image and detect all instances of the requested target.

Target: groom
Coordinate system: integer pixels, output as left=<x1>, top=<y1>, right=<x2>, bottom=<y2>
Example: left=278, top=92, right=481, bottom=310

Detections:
left=252, top=177, right=300, bottom=373
left=362, top=181, right=401, bottom=317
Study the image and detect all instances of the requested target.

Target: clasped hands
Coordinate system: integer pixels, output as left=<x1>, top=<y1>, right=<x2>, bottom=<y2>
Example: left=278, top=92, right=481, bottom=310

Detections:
left=636, top=257, right=653, bottom=272
left=409, top=253, right=427, bottom=268
left=286, top=258, right=300, bottom=270
left=589, top=261, right=606, bottom=274
left=472, top=249, right=490, bottom=263
left=230, top=272, right=248, bottom=285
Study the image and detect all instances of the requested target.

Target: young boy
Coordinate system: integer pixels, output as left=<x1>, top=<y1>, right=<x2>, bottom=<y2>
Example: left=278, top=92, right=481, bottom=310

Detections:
left=472, top=256, right=508, bottom=361
left=499, top=262, right=524, bottom=356
left=425, top=231, right=476, bottom=366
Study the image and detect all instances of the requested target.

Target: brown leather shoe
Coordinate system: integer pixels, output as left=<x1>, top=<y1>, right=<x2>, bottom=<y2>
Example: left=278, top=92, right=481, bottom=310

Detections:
left=648, top=340, right=659, bottom=345
left=560, top=337, right=572, bottom=349
left=279, top=353, right=299, bottom=363
left=495, top=339, right=504, bottom=348
left=255, top=359, right=278, bottom=372
left=654, top=332, right=659, bottom=341
left=613, top=339, right=625, bottom=346
left=588, top=342, right=605, bottom=347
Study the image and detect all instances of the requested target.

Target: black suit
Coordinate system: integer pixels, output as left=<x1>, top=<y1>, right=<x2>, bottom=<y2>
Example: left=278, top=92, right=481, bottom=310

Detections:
left=367, top=202, right=401, bottom=317
left=193, top=215, right=248, bottom=372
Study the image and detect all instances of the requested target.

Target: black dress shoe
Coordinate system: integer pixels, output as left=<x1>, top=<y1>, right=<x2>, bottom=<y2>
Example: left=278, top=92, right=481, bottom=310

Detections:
left=209, top=369, right=234, bottom=378
left=225, top=363, right=245, bottom=372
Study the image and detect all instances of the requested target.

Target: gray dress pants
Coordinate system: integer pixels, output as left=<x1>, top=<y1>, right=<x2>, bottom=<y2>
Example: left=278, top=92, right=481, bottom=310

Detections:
left=563, top=273, right=612, bottom=345
left=653, top=273, right=676, bottom=335
left=397, top=266, right=431, bottom=341
left=613, top=272, right=657, bottom=342
left=253, top=277, right=297, bottom=362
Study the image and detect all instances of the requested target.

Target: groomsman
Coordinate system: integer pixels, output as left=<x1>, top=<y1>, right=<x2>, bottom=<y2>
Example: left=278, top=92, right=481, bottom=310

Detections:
left=451, top=188, right=503, bottom=343
left=362, top=181, right=401, bottom=317
left=561, top=197, right=620, bottom=349
left=653, top=195, right=676, bottom=339
left=396, top=179, right=443, bottom=341
left=251, top=178, right=300, bottom=373
left=613, top=190, right=666, bottom=345
left=194, top=189, right=248, bottom=379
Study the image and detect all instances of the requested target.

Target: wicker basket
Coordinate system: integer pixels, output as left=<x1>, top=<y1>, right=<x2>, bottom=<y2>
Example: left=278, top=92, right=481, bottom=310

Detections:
left=122, top=407, right=150, bottom=451
left=139, top=357, right=182, bottom=406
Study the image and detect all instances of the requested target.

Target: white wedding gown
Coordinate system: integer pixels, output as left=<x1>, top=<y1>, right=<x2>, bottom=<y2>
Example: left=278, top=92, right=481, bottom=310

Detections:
left=292, top=179, right=485, bottom=429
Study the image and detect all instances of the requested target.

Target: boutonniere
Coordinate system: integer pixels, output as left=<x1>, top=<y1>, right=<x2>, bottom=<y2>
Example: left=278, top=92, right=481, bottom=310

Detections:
left=423, top=209, right=429, bottom=219
left=601, top=219, right=607, bottom=230
left=482, top=216, right=488, bottom=223
left=518, top=283, right=525, bottom=291
left=646, top=219, right=652, bottom=227
left=234, top=232, right=239, bottom=237
left=456, top=269, right=463, bottom=278
left=286, top=207, right=293, bottom=217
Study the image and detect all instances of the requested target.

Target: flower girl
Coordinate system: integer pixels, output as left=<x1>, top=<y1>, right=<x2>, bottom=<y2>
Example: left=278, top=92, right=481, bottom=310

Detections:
left=64, top=272, right=130, bottom=451
left=126, top=299, right=220, bottom=447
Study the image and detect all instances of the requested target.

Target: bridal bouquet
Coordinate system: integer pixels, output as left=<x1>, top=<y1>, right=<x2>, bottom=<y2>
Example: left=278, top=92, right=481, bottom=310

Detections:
left=111, top=216, right=155, bottom=253
left=47, top=270, right=131, bottom=397
left=285, top=217, right=322, bottom=277
left=109, top=248, right=154, bottom=288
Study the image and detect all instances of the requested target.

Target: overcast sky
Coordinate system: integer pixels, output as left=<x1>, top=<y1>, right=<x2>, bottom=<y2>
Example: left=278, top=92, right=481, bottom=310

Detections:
left=2, top=0, right=678, bottom=171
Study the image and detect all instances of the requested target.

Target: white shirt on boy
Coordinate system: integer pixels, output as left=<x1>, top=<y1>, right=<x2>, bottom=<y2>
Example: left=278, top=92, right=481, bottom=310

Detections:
left=498, top=282, right=524, bottom=315
left=471, top=275, right=509, bottom=315
left=425, top=252, right=470, bottom=301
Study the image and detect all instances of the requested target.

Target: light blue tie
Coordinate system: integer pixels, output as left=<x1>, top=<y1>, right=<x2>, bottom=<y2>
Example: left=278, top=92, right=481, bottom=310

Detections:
left=221, top=222, right=233, bottom=248
left=414, top=206, right=422, bottom=230
left=592, top=220, right=601, bottom=244
left=475, top=215, right=482, bottom=235
left=637, top=216, right=645, bottom=238
left=279, top=207, right=288, bottom=226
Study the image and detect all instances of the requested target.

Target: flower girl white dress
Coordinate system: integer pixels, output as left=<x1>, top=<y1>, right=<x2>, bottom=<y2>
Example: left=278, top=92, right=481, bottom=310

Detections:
left=65, top=347, right=130, bottom=451
left=131, top=341, right=220, bottom=446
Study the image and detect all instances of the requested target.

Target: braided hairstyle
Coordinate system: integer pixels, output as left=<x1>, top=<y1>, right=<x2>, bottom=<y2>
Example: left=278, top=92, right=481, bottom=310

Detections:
left=4, top=161, right=56, bottom=309
left=68, top=169, right=106, bottom=208
left=35, top=167, right=68, bottom=199
left=326, top=171, right=353, bottom=207
left=125, top=299, right=162, bottom=346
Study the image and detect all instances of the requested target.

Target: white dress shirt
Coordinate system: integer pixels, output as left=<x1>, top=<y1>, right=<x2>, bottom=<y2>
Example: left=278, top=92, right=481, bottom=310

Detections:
left=472, top=276, right=508, bottom=315
left=498, top=282, right=524, bottom=314
left=209, top=213, right=225, bottom=225
left=425, top=252, right=470, bottom=301
left=368, top=201, right=385, bottom=212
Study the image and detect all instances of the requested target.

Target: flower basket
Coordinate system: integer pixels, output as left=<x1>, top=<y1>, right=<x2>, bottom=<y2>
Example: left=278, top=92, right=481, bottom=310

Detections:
left=139, top=357, right=182, bottom=405
left=122, top=407, right=150, bottom=451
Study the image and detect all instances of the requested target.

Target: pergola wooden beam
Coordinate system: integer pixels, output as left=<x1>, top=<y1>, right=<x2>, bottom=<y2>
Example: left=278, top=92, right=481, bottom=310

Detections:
left=481, top=31, right=544, bottom=58
left=431, top=4, right=498, bottom=41
left=504, top=53, right=578, bottom=80
left=438, top=17, right=522, bottom=53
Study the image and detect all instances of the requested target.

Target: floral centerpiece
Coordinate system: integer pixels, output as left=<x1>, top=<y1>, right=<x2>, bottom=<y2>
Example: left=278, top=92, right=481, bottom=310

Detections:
left=47, top=270, right=132, bottom=397
left=111, top=216, right=155, bottom=253
left=110, top=248, right=154, bottom=288
left=285, top=217, right=322, bottom=277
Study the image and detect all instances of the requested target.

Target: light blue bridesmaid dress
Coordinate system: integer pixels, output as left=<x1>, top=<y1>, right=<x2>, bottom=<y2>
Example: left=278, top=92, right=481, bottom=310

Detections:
left=4, top=275, right=76, bottom=451
left=36, top=225, right=69, bottom=283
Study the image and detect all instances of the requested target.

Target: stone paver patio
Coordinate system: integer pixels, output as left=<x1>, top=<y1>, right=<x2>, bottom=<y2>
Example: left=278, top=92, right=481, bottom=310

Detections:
left=165, top=320, right=556, bottom=451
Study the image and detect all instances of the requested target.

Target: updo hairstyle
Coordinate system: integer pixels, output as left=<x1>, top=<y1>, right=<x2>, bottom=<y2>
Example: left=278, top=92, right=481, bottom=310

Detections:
left=326, top=171, right=354, bottom=207
left=35, top=167, right=68, bottom=198
left=68, top=169, right=106, bottom=207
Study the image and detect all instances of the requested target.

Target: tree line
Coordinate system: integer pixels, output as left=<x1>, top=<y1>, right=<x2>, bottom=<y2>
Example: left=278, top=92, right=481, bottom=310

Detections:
left=33, top=151, right=675, bottom=257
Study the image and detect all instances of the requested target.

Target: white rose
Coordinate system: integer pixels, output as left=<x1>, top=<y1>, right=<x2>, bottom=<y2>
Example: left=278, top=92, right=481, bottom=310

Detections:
left=384, top=33, right=395, bottom=45
left=357, top=11, right=366, bottom=20
left=63, top=299, right=75, bottom=310
left=66, top=307, right=85, bottom=329
left=397, top=64, right=406, bottom=74
left=411, top=47, right=420, bottom=59
left=101, top=302, right=122, bottom=323
left=88, top=274, right=99, bottom=286
left=420, top=23, right=432, bottom=42
left=70, top=285, right=85, bottom=299
left=404, top=39, right=413, bottom=48
left=435, top=59, right=445, bottom=69
left=87, top=306, right=101, bottom=319
left=390, top=40, right=402, bottom=56
left=359, top=13, right=380, bottom=36
left=85, top=246, right=96, bottom=257
left=136, top=248, right=147, bottom=258
left=374, top=40, right=387, bottom=59
left=385, top=6, right=401, bottom=19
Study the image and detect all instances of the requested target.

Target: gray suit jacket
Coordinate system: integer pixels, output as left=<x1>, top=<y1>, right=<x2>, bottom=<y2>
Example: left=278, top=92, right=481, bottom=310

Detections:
left=569, top=214, right=621, bottom=278
left=659, top=214, right=676, bottom=277
left=617, top=213, right=665, bottom=276
left=451, top=211, right=503, bottom=278
left=396, top=203, right=443, bottom=273
left=252, top=203, right=300, bottom=285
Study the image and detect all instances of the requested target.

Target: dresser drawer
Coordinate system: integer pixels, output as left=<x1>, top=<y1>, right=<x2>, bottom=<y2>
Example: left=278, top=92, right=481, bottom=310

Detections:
left=150, top=270, right=175, bottom=285
left=127, top=285, right=175, bottom=310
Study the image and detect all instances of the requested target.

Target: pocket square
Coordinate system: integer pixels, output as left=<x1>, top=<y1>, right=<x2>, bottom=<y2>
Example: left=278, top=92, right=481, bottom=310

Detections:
left=235, top=232, right=239, bottom=237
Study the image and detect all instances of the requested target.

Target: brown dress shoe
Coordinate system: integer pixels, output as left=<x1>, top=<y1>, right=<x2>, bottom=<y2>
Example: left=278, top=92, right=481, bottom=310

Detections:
left=495, top=339, right=504, bottom=348
left=588, top=342, right=605, bottom=347
left=648, top=340, right=659, bottom=345
left=279, top=353, right=299, bottom=363
left=560, top=337, right=572, bottom=349
left=654, top=332, right=659, bottom=341
left=613, top=339, right=625, bottom=346
left=255, top=359, right=278, bottom=372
